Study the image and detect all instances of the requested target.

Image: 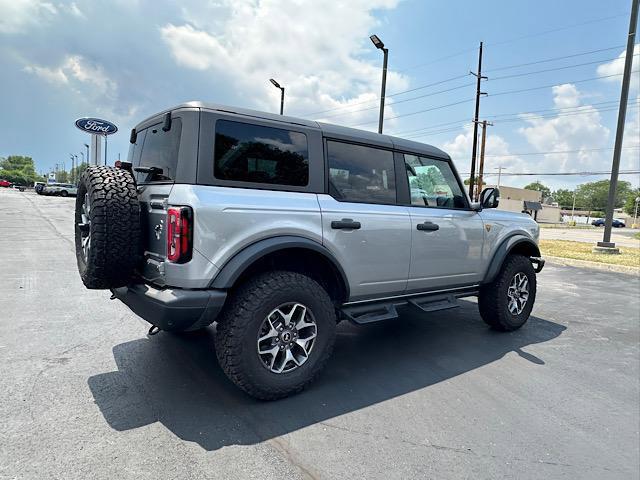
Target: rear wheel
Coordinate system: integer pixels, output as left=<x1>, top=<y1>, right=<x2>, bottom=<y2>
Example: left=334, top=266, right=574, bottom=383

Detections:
left=74, top=166, right=141, bottom=289
left=60, top=190, right=69, bottom=197
left=478, top=254, right=536, bottom=331
left=215, top=271, right=336, bottom=400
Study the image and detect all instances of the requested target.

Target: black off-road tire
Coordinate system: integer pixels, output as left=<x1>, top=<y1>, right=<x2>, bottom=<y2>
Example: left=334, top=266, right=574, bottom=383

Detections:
left=215, top=271, right=336, bottom=400
left=74, top=166, right=141, bottom=289
left=478, top=254, right=536, bottom=332
left=60, top=190, right=69, bottom=197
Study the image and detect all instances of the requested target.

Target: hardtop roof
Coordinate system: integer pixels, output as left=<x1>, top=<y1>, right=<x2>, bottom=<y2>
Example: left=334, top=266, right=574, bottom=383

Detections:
left=136, top=101, right=450, bottom=159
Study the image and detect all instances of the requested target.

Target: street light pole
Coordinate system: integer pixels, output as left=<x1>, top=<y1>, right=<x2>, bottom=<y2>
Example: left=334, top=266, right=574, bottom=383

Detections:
left=596, top=0, right=638, bottom=252
left=370, top=34, right=388, bottom=134
left=269, top=79, right=285, bottom=115
left=84, top=143, right=89, bottom=166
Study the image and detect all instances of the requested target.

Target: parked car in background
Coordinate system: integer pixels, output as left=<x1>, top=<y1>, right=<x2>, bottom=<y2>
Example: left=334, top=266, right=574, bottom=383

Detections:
left=43, top=183, right=78, bottom=197
left=592, top=218, right=626, bottom=227
left=0, top=179, right=12, bottom=188
left=11, top=185, right=26, bottom=192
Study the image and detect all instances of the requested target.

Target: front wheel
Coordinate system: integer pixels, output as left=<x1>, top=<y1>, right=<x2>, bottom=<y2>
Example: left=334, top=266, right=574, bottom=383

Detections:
left=478, top=254, right=536, bottom=331
left=215, top=271, right=336, bottom=400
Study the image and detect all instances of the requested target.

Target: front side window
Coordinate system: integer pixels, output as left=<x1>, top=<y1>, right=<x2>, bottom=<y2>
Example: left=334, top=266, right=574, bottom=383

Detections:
left=137, top=119, right=182, bottom=183
left=327, top=141, right=396, bottom=204
left=404, top=154, right=467, bottom=209
left=214, top=120, right=309, bottom=186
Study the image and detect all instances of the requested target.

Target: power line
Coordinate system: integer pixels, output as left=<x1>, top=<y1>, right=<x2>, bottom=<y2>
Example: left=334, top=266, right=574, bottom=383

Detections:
left=352, top=71, right=637, bottom=127
left=487, top=71, right=639, bottom=98
left=489, top=54, right=639, bottom=82
left=396, top=13, right=628, bottom=73
left=485, top=13, right=628, bottom=48
left=298, top=43, right=636, bottom=119
left=316, top=81, right=474, bottom=120
left=395, top=100, right=640, bottom=140
left=297, top=74, right=470, bottom=117
left=483, top=146, right=640, bottom=158
left=350, top=98, right=475, bottom=127
left=485, top=45, right=627, bottom=72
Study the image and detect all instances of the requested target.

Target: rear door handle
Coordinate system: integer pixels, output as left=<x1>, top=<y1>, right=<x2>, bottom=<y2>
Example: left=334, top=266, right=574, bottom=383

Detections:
left=331, top=218, right=361, bottom=230
left=417, top=221, right=439, bottom=231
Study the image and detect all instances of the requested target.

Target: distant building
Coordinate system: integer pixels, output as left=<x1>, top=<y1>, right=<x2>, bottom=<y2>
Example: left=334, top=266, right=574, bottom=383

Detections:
left=489, top=185, right=561, bottom=223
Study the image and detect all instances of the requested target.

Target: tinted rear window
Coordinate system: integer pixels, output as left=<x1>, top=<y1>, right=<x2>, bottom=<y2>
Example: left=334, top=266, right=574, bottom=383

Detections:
left=214, top=120, right=309, bottom=186
left=136, top=118, right=182, bottom=183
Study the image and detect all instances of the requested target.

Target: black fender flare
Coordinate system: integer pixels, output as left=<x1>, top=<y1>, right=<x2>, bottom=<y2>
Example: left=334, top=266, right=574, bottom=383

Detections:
left=483, top=234, right=541, bottom=284
left=209, top=235, right=350, bottom=298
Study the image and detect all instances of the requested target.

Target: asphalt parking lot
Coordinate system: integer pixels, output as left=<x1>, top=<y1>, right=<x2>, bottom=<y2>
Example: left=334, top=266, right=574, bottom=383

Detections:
left=1, top=188, right=639, bottom=480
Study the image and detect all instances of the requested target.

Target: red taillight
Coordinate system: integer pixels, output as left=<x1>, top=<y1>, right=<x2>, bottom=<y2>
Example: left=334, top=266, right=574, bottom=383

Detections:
left=167, top=206, right=193, bottom=263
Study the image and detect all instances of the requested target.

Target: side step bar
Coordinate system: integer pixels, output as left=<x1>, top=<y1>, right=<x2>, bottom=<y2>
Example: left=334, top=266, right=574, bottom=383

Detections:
left=341, top=303, right=399, bottom=324
left=340, top=289, right=476, bottom=325
left=408, top=294, right=459, bottom=313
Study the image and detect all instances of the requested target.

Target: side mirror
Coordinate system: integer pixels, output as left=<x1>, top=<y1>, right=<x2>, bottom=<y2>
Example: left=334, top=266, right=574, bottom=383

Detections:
left=480, top=187, right=500, bottom=209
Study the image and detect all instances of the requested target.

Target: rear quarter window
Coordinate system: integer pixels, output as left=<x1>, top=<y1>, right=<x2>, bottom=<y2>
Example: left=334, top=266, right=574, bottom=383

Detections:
left=214, top=119, right=309, bottom=187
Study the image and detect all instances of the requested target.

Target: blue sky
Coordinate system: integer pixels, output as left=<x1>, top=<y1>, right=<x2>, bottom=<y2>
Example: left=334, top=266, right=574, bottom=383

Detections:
left=0, top=0, right=638, bottom=190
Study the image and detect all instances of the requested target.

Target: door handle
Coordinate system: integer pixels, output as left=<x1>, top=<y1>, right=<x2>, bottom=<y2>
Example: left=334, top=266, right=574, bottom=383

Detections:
left=331, top=218, right=361, bottom=230
left=417, top=221, right=439, bottom=231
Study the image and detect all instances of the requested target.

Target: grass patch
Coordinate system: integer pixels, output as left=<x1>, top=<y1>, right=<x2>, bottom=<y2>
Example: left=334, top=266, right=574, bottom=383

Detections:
left=539, top=240, right=640, bottom=267
left=539, top=223, right=594, bottom=229
left=634, top=232, right=640, bottom=240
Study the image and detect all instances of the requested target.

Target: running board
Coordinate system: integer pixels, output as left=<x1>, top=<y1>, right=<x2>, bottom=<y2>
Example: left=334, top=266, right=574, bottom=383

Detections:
left=341, top=303, right=399, bottom=324
left=407, top=294, right=459, bottom=313
left=340, top=290, right=472, bottom=325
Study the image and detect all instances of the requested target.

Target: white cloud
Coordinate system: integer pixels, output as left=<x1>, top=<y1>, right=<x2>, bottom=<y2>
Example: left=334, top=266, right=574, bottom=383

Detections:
left=518, top=84, right=611, bottom=174
left=160, top=0, right=408, bottom=129
left=596, top=44, right=639, bottom=91
left=0, top=0, right=57, bottom=34
left=441, top=125, right=525, bottom=184
left=24, top=55, right=116, bottom=97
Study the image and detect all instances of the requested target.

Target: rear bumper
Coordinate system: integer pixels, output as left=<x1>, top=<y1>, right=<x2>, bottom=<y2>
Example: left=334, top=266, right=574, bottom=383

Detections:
left=111, top=283, right=227, bottom=332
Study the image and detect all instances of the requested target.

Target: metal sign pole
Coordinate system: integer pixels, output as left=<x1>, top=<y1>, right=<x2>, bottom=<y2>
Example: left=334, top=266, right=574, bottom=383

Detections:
left=104, top=135, right=108, bottom=166
left=90, top=135, right=101, bottom=166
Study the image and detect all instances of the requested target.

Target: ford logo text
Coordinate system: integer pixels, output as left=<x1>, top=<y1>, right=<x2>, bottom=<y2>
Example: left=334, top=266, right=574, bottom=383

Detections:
left=75, top=117, right=118, bottom=135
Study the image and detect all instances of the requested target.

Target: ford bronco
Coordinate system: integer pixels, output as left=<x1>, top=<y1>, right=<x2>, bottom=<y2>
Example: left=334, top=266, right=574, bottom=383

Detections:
left=74, top=102, right=544, bottom=400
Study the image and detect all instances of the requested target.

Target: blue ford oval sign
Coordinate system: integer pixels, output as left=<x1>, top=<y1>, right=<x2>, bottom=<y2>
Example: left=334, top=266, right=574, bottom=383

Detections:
left=75, top=117, right=118, bottom=135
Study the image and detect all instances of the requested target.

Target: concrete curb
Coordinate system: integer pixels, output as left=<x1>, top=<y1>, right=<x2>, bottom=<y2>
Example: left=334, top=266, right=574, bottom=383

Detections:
left=545, top=255, right=640, bottom=275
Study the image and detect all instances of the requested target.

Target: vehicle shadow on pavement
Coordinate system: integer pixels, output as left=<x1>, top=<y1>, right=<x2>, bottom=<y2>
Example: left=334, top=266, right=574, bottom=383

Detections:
left=88, top=301, right=565, bottom=451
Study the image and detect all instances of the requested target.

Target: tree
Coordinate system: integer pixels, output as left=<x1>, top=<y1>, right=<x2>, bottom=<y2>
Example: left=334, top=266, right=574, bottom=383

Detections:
left=553, top=188, right=574, bottom=208
left=623, top=188, right=640, bottom=216
left=0, top=156, right=44, bottom=185
left=575, top=180, right=631, bottom=211
left=523, top=181, right=552, bottom=202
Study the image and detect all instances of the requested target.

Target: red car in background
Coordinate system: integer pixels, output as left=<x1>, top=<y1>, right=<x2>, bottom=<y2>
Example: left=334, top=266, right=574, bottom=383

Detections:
left=0, top=179, right=12, bottom=188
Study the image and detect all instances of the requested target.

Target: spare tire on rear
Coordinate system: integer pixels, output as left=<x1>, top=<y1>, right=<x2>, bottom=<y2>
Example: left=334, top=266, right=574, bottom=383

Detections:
left=74, top=166, right=141, bottom=289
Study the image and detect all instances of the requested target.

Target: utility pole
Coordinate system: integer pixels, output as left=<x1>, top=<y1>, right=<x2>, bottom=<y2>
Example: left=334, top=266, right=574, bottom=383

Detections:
left=571, top=190, right=577, bottom=223
left=596, top=0, right=638, bottom=253
left=469, top=41, right=488, bottom=199
left=495, top=166, right=507, bottom=188
left=475, top=120, right=492, bottom=201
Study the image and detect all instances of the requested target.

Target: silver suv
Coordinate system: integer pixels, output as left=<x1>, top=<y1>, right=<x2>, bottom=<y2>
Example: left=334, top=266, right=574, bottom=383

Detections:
left=74, top=102, right=544, bottom=400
